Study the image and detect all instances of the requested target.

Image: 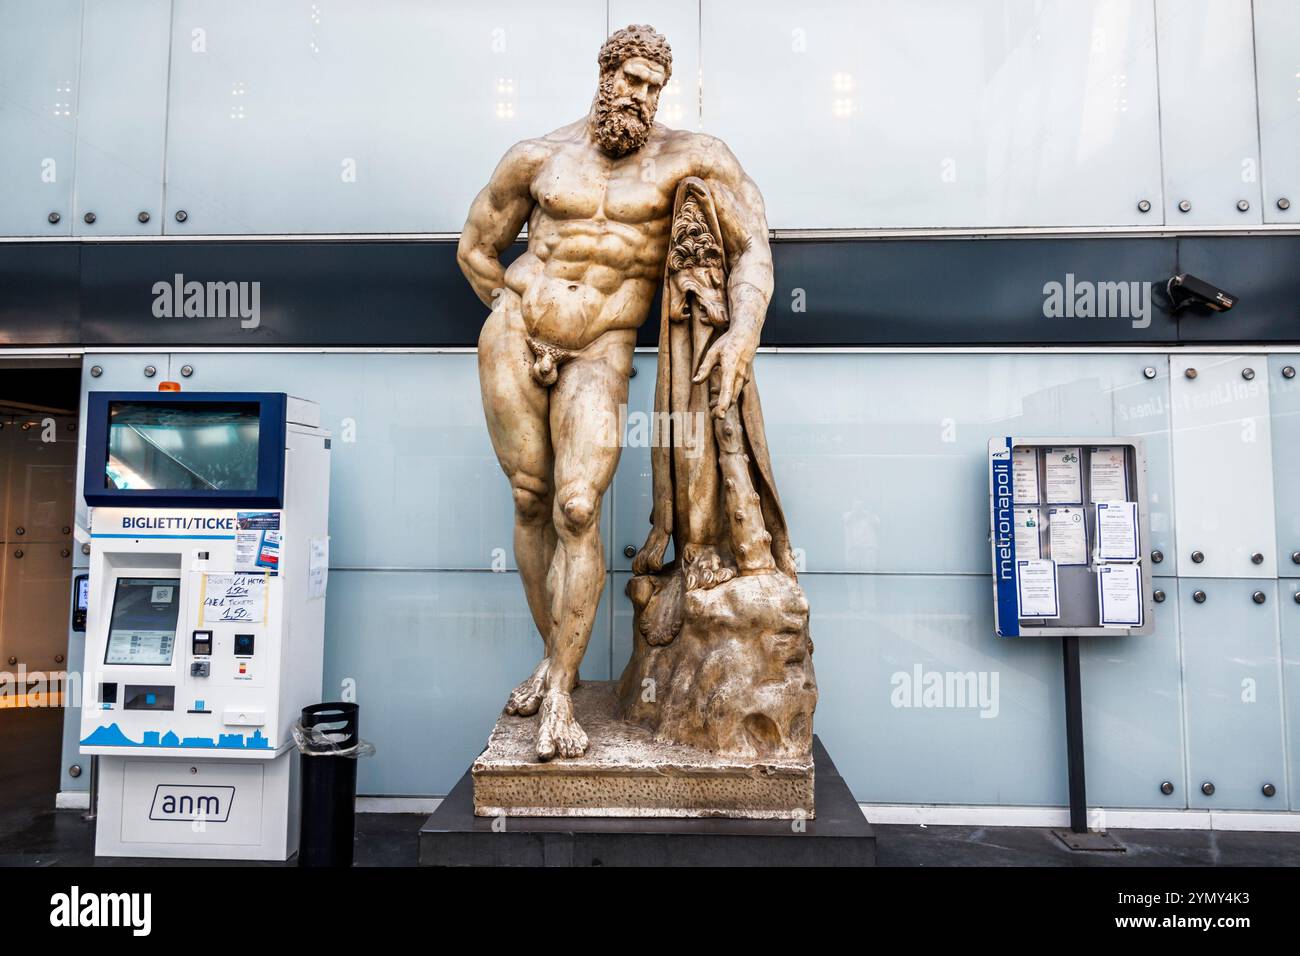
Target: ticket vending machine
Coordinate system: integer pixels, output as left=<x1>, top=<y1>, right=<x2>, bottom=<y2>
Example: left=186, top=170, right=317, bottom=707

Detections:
left=79, top=391, right=330, bottom=860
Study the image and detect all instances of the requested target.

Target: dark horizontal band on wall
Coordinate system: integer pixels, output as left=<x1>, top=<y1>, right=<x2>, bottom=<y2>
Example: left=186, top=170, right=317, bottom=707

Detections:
left=1, top=235, right=1297, bottom=348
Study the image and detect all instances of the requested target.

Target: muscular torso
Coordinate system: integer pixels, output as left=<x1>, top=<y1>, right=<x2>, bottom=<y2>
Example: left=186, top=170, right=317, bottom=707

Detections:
left=504, top=122, right=704, bottom=351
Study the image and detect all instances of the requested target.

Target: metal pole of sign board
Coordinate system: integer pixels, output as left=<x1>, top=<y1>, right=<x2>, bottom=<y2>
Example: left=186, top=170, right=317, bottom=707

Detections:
left=1050, top=640, right=1124, bottom=852
left=1062, top=636, right=1086, bottom=834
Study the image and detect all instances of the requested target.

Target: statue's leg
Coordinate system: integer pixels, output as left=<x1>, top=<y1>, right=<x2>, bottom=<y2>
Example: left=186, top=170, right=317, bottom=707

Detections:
left=478, top=294, right=557, bottom=717
left=535, top=332, right=632, bottom=760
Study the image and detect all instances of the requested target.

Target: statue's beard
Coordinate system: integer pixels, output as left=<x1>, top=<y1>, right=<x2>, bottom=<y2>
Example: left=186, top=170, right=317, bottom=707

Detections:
left=591, top=72, right=654, bottom=157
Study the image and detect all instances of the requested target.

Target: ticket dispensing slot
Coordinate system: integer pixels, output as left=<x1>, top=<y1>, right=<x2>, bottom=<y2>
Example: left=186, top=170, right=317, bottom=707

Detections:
left=124, top=686, right=175, bottom=711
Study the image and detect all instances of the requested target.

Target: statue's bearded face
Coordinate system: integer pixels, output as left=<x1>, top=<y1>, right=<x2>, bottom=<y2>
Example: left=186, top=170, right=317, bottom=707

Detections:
left=592, top=56, right=666, bottom=157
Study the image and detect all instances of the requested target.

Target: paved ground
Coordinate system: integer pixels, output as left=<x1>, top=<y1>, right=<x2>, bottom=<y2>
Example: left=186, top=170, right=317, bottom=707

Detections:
left=872, top=822, right=1300, bottom=866
left=4, top=709, right=1300, bottom=867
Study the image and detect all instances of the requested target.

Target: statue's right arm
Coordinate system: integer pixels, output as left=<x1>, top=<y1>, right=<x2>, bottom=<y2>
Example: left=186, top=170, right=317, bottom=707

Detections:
left=457, top=141, right=544, bottom=308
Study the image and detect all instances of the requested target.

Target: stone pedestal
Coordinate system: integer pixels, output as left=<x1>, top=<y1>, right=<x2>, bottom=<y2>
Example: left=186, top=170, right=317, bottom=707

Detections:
left=471, top=682, right=813, bottom=819
left=426, top=735, right=873, bottom=867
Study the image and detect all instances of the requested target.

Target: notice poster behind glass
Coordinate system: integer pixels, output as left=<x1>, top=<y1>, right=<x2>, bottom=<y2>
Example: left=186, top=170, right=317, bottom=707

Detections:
left=1043, top=446, right=1083, bottom=503
left=989, top=436, right=1151, bottom=637
left=1013, top=447, right=1040, bottom=503
left=1089, top=445, right=1130, bottom=502
left=1014, top=506, right=1041, bottom=558
left=1047, top=506, right=1088, bottom=566
left=1095, top=500, right=1139, bottom=561
left=1016, top=558, right=1060, bottom=619
left=1098, top=564, right=1143, bottom=627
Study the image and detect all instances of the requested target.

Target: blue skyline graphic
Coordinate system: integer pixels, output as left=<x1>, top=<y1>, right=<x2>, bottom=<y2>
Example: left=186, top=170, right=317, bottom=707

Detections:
left=81, top=722, right=271, bottom=750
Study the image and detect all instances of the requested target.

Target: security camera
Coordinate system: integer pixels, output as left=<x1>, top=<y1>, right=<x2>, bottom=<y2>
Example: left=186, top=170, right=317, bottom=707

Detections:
left=1166, top=273, right=1237, bottom=313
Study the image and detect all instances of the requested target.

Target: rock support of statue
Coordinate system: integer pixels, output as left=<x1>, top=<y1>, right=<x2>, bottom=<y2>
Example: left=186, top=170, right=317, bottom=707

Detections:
left=459, top=25, right=816, bottom=815
left=616, top=176, right=816, bottom=761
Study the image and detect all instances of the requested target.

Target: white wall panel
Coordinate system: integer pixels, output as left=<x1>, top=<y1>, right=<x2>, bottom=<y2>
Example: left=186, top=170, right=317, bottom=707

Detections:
left=1155, top=0, right=1262, bottom=225
left=1180, top=578, right=1288, bottom=811
left=1271, top=355, right=1300, bottom=575
left=700, top=0, right=1163, bottom=229
left=0, top=0, right=82, bottom=236
left=1254, top=0, right=1300, bottom=223
left=163, top=0, right=605, bottom=234
left=72, top=0, right=171, bottom=235
left=9, top=1, right=1296, bottom=235
left=1281, top=592, right=1300, bottom=809
left=1170, top=354, right=1278, bottom=578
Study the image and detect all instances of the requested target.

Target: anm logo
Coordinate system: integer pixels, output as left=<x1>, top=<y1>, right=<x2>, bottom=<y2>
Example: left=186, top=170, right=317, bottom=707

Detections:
left=148, top=785, right=235, bottom=823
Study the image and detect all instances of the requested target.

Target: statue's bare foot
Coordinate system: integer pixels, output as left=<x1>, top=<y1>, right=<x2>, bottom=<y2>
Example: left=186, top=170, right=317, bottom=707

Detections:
left=682, top=544, right=735, bottom=591
left=505, top=658, right=549, bottom=717
left=535, top=691, right=588, bottom=761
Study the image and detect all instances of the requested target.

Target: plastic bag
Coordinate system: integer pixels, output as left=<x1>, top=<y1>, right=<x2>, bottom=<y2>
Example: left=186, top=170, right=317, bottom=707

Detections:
left=290, top=718, right=376, bottom=759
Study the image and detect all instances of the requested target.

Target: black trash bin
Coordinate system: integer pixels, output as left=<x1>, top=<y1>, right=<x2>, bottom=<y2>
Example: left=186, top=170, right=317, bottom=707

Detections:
left=297, top=702, right=360, bottom=867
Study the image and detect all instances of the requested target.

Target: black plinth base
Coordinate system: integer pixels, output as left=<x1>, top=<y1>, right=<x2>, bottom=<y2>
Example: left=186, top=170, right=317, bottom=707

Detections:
left=419, top=736, right=875, bottom=867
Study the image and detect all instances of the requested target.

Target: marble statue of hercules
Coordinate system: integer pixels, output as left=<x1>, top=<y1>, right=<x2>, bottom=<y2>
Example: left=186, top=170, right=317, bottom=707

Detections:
left=457, top=25, right=774, bottom=761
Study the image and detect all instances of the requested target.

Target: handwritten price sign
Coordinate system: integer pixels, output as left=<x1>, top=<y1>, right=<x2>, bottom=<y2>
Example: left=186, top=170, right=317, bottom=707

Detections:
left=201, top=572, right=268, bottom=625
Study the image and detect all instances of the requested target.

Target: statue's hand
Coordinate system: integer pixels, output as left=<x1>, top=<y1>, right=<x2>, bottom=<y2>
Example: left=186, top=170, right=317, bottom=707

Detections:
left=693, top=328, right=755, bottom=419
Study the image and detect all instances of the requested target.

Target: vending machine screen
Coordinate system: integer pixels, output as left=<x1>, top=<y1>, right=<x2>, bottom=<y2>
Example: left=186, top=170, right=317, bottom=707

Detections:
left=103, top=577, right=182, bottom=666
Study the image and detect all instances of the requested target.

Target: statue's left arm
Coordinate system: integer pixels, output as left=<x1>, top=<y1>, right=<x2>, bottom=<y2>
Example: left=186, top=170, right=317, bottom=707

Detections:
left=691, top=137, right=775, bottom=418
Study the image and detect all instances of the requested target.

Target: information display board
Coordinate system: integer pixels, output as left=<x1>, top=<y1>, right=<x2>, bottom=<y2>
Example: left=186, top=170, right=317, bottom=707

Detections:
left=989, top=437, right=1154, bottom=637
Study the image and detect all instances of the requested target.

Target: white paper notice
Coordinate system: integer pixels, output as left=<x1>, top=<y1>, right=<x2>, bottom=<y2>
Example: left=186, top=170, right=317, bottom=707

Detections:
left=1012, top=447, right=1040, bottom=503
left=1014, top=507, right=1041, bottom=559
left=200, top=572, right=268, bottom=625
left=1098, top=564, right=1143, bottom=627
left=1044, top=447, right=1083, bottom=503
left=308, top=537, right=329, bottom=599
left=1048, top=506, right=1088, bottom=565
left=1016, top=559, right=1060, bottom=618
left=1095, top=501, right=1139, bottom=561
left=1089, top=446, right=1129, bottom=502
left=234, top=530, right=260, bottom=570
